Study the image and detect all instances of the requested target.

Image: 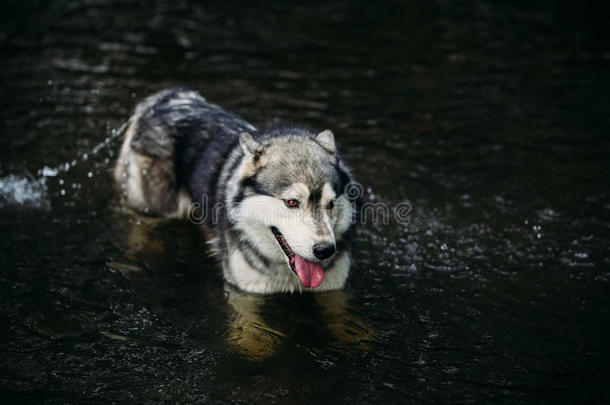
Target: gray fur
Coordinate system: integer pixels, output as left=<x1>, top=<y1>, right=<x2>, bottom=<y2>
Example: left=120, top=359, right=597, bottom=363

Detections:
left=115, top=87, right=358, bottom=293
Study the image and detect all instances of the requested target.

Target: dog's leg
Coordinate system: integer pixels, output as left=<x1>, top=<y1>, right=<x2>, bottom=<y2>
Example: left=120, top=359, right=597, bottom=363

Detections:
left=224, top=285, right=284, bottom=360
left=315, top=290, right=376, bottom=350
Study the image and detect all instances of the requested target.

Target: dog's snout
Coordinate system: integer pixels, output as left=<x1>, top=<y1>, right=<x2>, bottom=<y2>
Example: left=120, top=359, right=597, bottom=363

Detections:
left=313, top=243, right=335, bottom=260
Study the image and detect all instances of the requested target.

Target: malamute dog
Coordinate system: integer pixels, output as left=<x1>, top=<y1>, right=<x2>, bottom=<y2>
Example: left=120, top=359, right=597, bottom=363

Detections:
left=115, top=88, right=358, bottom=295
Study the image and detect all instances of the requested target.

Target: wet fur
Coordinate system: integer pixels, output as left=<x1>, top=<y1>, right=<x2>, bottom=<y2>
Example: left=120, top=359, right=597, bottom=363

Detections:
left=115, top=88, right=358, bottom=294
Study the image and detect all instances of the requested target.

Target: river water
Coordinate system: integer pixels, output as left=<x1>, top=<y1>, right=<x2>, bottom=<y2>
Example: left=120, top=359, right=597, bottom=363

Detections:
left=1, top=0, right=609, bottom=402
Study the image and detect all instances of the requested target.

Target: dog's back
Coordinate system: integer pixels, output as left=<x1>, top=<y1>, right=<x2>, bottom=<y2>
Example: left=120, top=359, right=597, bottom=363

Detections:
left=114, top=88, right=256, bottom=217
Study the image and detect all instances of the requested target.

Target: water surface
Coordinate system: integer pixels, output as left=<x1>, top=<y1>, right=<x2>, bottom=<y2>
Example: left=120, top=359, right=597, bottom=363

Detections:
left=1, top=0, right=609, bottom=402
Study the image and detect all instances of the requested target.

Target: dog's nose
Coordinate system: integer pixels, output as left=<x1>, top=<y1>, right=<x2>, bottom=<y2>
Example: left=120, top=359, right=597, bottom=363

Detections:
left=313, top=243, right=335, bottom=260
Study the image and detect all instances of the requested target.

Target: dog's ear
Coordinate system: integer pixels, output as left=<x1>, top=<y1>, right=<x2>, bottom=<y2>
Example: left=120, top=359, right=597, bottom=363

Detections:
left=239, top=132, right=262, bottom=157
left=315, top=130, right=336, bottom=154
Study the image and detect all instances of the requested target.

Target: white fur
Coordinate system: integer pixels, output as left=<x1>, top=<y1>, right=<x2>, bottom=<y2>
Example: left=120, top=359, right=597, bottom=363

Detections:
left=333, top=194, right=353, bottom=238
left=223, top=177, right=352, bottom=294
left=115, top=121, right=190, bottom=219
left=226, top=247, right=349, bottom=294
left=232, top=193, right=332, bottom=261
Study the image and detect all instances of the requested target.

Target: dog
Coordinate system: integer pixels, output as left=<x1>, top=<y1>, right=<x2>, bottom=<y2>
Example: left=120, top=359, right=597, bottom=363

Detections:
left=115, top=87, right=359, bottom=294
left=114, top=88, right=371, bottom=358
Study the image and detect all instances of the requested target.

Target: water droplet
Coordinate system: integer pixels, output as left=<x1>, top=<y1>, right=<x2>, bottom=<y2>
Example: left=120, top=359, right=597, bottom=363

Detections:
left=440, top=243, right=448, bottom=251
left=60, top=189, right=66, bottom=196
left=88, top=172, right=93, bottom=178
left=40, top=166, right=59, bottom=177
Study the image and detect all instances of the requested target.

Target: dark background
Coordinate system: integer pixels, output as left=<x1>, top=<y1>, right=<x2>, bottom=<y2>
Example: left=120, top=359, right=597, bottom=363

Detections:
left=1, top=0, right=609, bottom=403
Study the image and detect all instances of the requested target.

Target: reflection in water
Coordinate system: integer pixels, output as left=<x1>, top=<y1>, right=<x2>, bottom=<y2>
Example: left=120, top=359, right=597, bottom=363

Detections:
left=225, top=287, right=376, bottom=361
left=0, top=0, right=609, bottom=402
left=118, top=212, right=376, bottom=361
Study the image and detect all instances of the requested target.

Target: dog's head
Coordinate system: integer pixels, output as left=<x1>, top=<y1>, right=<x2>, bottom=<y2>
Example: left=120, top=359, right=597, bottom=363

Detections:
left=231, top=127, right=356, bottom=288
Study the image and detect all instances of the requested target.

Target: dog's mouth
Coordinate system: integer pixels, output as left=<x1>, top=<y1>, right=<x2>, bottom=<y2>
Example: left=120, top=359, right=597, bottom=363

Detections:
left=270, top=226, right=324, bottom=288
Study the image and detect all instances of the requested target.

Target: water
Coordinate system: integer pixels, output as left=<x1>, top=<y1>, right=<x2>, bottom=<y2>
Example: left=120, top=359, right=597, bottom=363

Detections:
left=1, top=0, right=609, bottom=402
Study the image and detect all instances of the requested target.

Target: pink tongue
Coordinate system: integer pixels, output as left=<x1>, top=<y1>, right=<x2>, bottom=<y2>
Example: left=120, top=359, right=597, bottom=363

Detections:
left=292, top=255, right=324, bottom=288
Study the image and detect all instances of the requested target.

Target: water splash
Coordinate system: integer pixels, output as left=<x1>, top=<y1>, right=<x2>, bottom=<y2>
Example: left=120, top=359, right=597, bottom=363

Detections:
left=36, top=118, right=132, bottom=179
left=0, top=119, right=131, bottom=210
left=0, top=174, right=49, bottom=209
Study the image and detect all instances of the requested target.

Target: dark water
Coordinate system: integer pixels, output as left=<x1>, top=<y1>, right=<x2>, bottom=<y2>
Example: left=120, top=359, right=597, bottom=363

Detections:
left=1, top=0, right=609, bottom=402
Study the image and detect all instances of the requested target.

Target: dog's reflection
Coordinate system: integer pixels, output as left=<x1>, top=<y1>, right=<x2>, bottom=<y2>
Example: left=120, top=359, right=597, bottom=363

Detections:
left=225, top=286, right=375, bottom=360
left=224, top=285, right=284, bottom=360
left=119, top=214, right=375, bottom=361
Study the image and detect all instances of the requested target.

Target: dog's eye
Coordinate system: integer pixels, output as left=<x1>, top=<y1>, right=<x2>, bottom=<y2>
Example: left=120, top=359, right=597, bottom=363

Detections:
left=326, top=200, right=335, bottom=210
left=285, top=199, right=299, bottom=208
